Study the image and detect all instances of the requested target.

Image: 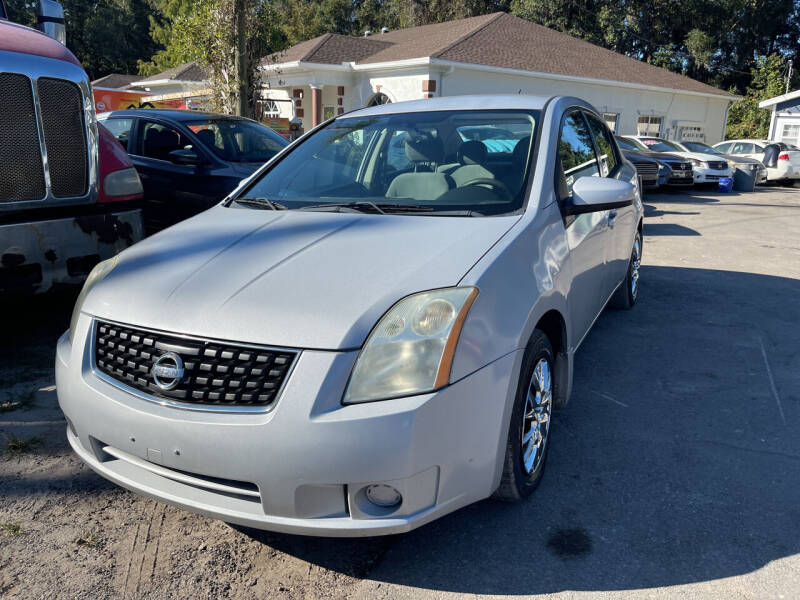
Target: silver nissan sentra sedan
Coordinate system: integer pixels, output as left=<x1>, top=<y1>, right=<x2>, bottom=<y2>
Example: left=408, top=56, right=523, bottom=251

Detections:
left=57, top=95, right=642, bottom=536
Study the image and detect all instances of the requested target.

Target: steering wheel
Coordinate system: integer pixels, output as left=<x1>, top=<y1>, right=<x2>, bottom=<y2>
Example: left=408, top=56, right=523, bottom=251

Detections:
left=461, top=178, right=513, bottom=201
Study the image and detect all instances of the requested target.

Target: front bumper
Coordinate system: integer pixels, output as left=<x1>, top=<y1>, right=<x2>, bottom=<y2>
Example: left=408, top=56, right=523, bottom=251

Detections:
left=693, top=166, right=733, bottom=183
left=0, top=209, right=143, bottom=293
left=57, top=320, right=520, bottom=537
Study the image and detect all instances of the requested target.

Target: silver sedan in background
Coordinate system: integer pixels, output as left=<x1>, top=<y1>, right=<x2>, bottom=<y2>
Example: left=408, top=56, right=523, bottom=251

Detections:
left=57, top=95, right=643, bottom=536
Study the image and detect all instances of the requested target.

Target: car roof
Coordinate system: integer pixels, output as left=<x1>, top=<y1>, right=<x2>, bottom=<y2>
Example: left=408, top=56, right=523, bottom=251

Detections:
left=341, top=94, right=554, bottom=119
left=715, top=139, right=768, bottom=144
left=99, top=108, right=254, bottom=122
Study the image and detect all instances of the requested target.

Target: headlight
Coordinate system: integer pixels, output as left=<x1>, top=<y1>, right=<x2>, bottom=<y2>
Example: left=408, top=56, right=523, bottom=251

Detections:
left=343, top=287, right=479, bottom=404
left=68, top=256, right=118, bottom=344
left=690, top=159, right=706, bottom=167
left=102, top=167, right=143, bottom=199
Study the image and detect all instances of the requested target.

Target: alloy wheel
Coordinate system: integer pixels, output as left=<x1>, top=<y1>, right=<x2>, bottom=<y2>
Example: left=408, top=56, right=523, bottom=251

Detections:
left=631, top=236, right=642, bottom=298
left=521, top=358, right=552, bottom=476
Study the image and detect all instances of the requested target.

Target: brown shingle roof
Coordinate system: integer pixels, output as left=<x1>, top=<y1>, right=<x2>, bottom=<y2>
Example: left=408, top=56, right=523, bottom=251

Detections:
left=136, top=61, right=209, bottom=84
left=91, top=73, right=143, bottom=89
left=264, top=12, right=732, bottom=98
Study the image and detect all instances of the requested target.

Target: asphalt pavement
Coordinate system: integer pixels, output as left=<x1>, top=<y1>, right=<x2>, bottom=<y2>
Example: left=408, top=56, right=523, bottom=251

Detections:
left=1, top=185, right=798, bottom=599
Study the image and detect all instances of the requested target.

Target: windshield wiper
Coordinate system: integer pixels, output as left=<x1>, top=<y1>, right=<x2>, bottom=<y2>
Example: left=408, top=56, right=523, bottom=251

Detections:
left=234, top=197, right=288, bottom=211
left=298, top=201, right=436, bottom=214
left=297, top=201, right=387, bottom=214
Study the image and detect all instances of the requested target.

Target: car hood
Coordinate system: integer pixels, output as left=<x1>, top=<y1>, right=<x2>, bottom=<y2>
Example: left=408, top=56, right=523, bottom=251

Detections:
left=83, top=206, right=519, bottom=350
left=717, top=154, right=764, bottom=166
left=666, top=151, right=727, bottom=163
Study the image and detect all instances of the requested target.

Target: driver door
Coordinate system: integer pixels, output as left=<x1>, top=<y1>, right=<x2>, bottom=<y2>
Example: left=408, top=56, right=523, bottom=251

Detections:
left=557, top=110, right=609, bottom=344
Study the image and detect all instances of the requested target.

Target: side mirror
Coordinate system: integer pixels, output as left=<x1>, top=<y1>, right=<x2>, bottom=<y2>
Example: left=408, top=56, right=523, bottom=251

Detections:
left=36, top=0, right=66, bottom=45
left=565, top=177, right=636, bottom=215
left=168, top=149, right=203, bottom=166
left=763, top=144, right=780, bottom=169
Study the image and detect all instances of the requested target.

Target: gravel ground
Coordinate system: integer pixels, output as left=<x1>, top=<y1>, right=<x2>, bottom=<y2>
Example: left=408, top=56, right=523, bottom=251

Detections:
left=1, top=185, right=799, bottom=599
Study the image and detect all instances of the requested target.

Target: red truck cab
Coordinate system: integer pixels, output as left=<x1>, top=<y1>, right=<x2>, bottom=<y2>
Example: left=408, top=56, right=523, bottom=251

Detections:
left=0, top=2, right=144, bottom=293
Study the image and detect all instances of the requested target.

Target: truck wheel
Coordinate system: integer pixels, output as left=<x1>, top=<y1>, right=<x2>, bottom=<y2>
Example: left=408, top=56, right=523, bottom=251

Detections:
left=610, top=230, right=641, bottom=310
left=494, top=330, right=554, bottom=501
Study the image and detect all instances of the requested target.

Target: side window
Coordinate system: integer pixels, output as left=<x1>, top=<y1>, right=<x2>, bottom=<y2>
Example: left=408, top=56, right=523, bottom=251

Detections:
left=387, top=131, right=412, bottom=172
left=101, top=118, right=134, bottom=151
left=731, top=142, right=754, bottom=154
left=585, top=113, right=618, bottom=176
left=715, top=142, right=732, bottom=153
left=139, top=121, right=192, bottom=161
left=753, top=144, right=765, bottom=153
left=558, top=111, right=600, bottom=194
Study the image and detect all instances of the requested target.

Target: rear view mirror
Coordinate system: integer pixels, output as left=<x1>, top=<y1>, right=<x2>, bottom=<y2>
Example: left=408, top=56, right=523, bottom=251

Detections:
left=168, top=149, right=203, bottom=166
left=36, top=1, right=66, bottom=45
left=565, top=177, right=636, bottom=215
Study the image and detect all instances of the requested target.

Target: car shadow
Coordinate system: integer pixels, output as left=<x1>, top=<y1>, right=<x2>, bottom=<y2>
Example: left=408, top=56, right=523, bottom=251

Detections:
left=643, top=223, right=701, bottom=236
left=237, top=265, right=800, bottom=595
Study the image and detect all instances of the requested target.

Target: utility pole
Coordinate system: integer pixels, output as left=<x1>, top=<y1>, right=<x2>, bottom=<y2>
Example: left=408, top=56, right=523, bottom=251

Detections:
left=235, top=0, right=248, bottom=117
left=786, top=59, right=793, bottom=95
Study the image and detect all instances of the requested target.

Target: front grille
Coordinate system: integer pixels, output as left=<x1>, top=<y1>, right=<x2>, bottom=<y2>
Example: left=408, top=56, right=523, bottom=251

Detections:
left=38, top=78, right=88, bottom=197
left=633, top=162, right=658, bottom=177
left=94, top=321, right=298, bottom=408
left=0, top=73, right=89, bottom=204
left=667, top=161, right=692, bottom=171
left=0, top=73, right=46, bottom=202
left=708, top=161, right=728, bottom=170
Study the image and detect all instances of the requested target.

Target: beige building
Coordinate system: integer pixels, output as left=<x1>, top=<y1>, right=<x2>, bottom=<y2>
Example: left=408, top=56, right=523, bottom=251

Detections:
left=260, top=12, right=735, bottom=141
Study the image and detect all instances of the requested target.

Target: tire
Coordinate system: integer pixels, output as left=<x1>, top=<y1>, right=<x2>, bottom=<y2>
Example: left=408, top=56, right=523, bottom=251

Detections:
left=494, top=330, right=554, bottom=501
left=610, top=229, right=642, bottom=310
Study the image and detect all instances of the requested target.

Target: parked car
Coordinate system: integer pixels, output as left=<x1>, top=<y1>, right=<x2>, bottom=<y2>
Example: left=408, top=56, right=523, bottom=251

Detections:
left=616, top=136, right=694, bottom=187
left=0, top=0, right=144, bottom=294
left=98, top=109, right=289, bottom=233
left=613, top=137, right=671, bottom=190
left=58, top=95, right=643, bottom=537
left=712, top=139, right=800, bottom=184
left=631, top=136, right=734, bottom=185
left=666, top=140, right=766, bottom=185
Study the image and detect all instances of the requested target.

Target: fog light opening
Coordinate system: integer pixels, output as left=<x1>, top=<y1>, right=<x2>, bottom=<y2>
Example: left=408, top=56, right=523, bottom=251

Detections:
left=365, top=484, right=402, bottom=508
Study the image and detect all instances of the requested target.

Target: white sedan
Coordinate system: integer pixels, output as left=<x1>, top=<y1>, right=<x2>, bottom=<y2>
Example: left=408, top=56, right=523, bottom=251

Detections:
left=57, top=94, right=642, bottom=536
left=631, top=136, right=734, bottom=184
left=713, top=139, right=800, bottom=184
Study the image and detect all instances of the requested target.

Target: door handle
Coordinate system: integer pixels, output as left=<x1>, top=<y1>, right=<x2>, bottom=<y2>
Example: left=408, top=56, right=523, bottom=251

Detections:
left=607, top=210, right=618, bottom=228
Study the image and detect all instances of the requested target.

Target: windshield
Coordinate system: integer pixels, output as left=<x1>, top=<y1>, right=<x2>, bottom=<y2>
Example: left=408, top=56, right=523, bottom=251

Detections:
left=187, top=119, right=287, bottom=163
left=618, top=136, right=649, bottom=152
left=683, top=142, right=718, bottom=153
left=234, top=110, right=539, bottom=216
left=615, top=137, right=639, bottom=152
left=639, top=138, right=682, bottom=152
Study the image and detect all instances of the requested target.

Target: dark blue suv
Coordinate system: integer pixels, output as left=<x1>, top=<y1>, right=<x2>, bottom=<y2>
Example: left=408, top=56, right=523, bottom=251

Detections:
left=98, top=109, right=288, bottom=234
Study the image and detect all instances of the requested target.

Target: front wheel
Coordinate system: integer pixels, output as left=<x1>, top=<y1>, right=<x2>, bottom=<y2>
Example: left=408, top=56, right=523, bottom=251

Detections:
left=494, top=330, right=554, bottom=501
left=610, top=230, right=641, bottom=310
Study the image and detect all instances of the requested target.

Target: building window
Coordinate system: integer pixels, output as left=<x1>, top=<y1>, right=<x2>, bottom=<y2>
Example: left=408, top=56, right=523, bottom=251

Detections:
left=323, top=106, right=335, bottom=121
left=637, top=115, right=663, bottom=137
left=602, top=113, right=619, bottom=133
left=366, top=92, right=391, bottom=107
left=781, top=123, right=800, bottom=146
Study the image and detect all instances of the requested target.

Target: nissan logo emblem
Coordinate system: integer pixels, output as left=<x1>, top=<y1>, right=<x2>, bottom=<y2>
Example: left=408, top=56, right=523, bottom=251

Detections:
left=151, top=352, right=184, bottom=391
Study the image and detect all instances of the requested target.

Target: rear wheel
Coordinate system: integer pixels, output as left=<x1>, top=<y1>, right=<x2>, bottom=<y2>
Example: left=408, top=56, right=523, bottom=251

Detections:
left=610, top=230, right=641, bottom=310
left=494, top=330, right=554, bottom=501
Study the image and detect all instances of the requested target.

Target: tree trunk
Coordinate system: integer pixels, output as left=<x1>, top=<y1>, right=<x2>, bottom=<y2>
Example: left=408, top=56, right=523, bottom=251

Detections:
left=235, top=0, right=248, bottom=117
